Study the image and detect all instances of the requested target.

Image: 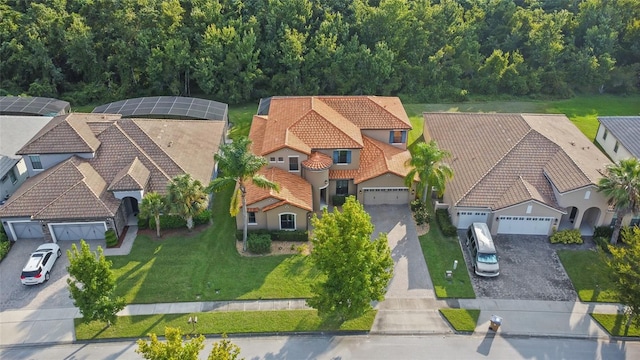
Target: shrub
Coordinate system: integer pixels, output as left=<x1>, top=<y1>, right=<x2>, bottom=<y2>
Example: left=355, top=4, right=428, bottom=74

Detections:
left=332, top=195, right=346, bottom=206
left=594, top=236, right=612, bottom=253
left=0, top=239, right=10, bottom=261
left=414, top=207, right=431, bottom=226
left=194, top=210, right=211, bottom=226
left=410, top=199, right=423, bottom=212
left=436, top=209, right=458, bottom=236
left=149, top=214, right=186, bottom=230
left=247, top=233, right=271, bottom=254
left=272, top=230, right=308, bottom=242
left=549, top=229, right=583, bottom=244
left=105, top=229, right=118, bottom=247
left=0, top=227, right=8, bottom=243
left=137, top=216, right=149, bottom=229
left=593, top=226, right=613, bottom=240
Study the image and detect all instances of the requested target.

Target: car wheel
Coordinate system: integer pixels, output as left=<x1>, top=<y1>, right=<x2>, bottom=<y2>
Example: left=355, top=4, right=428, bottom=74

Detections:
left=57, top=249, right=62, bottom=258
left=45, top=272, right=50, bottom=281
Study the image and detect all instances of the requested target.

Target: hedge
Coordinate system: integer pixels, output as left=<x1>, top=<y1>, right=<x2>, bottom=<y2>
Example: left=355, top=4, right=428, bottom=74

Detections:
left=549, top=229, right=583, bottom=244
left=235, top=229, right=308, bottom=242
left=435, top=209, right=458, bottom=236
left=148, top=210, right=212, bottom=230
left=248, top=233, right=271, bottom=254
left=105, top=229, right=118, bottom=247
left=332, top=195, right=347, bottom=206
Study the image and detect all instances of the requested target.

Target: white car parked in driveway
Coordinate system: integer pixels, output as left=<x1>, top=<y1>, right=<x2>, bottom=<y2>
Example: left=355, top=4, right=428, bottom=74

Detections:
left=20, top=243, right=62, bottom=285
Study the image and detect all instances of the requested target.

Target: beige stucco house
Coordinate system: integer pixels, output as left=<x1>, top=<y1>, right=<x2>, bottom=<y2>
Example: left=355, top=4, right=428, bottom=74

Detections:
left=239, top=96, right=417, bottom=231
left=424, top=113, right=615, bottom=236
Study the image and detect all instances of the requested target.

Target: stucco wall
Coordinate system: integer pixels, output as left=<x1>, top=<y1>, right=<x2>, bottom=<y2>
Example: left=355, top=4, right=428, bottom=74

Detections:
left=24, top=152, right=94, bottom=177
left=553, top=185, right=611, bottom=229
left=264, top=148, right=307, bottom=173
left=595, top=124, right=634, bottom=163
left=316, top=149, right=361, bottom=171
left=237, top=202, right=308, bottom=231
left=361, top=129, right=408, bottom=150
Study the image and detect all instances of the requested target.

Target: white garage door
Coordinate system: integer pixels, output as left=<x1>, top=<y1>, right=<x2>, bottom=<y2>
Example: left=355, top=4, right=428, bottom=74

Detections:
left=457, top=211, right=489, bottom=229
left=497, top=216, right=553, bottom=235
left=363, top=188, right=410, bottom=205
left=51, top=222, right=107, bottom=241
left=9, top=221, right=44, bottom=239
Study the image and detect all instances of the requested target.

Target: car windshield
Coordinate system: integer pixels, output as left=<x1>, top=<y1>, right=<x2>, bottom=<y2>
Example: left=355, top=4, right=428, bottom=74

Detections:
left=477, top=253, right=498, bottom=264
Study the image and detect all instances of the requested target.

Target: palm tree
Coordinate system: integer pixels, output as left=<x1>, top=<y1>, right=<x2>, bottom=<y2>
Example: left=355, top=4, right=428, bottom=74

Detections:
left=404, top=140, right=454, bottom=203
left=207, top=137, right=279, bottom=252
left=139, top=192, right=166, bottom=238
left=597, top=158, right=640, bottom=245
left=167, top=174, right=208, bottom=231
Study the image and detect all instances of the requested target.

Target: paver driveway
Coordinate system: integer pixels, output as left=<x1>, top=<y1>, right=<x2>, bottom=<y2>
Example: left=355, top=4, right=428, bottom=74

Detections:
left=0, top=239, right=106, bottom=311
left=459, top=233, right=580, bottom=301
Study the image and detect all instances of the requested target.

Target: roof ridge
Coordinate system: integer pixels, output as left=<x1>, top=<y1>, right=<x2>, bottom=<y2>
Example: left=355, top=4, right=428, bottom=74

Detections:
left=363, top=96, right=410, bottom=127
left=290, top=108, right=363, bottom=148
left=127, top=120, right=187, bottom=174
left=31, top=159, right=90, bottom=218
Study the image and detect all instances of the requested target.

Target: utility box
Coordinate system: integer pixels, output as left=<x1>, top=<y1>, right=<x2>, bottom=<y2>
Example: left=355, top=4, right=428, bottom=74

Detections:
left=489, top=315, right=502, bottom=331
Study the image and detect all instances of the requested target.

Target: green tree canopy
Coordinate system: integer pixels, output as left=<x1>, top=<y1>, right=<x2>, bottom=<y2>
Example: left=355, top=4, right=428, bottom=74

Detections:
left=139, top=191, right=167, bottom=238
left=67, top=240, right=125, bottom=325
left=606, top=226, right=640, bottom=329
left=167, top=173, right=208, bottom=231
left=136, top=326, right=205, bottom=360
left=405, top=140, right=454, bottom=203
left=598, top=158, right=640, bottom=244
left=308, top=196, right=394, bottom=320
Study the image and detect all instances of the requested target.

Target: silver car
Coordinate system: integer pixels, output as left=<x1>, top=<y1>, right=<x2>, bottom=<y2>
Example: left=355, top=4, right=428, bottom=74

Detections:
left=20, top=243, right=62, bottom=285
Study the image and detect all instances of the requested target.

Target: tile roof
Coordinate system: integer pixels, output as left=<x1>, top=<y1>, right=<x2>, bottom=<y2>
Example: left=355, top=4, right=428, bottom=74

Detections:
left=0, top=114, right=224, bottom=220
left=423, top=113, right=612, bottom=211
left=244, top=167, right=312, bottom=211
left=597, top=116, right=640, bottom=158
left=302, top=151, right=333, bottom=170
left=355, top=136, right=413, bottom=183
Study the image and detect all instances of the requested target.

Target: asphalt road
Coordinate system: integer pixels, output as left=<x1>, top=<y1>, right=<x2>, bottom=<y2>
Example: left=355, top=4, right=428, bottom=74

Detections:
left=1, top=334, right=637, bottom=360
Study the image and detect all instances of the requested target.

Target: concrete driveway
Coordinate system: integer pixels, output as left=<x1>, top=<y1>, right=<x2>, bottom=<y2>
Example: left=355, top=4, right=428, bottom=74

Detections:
left=0, top=239, right=106, bottom=311
left=459, top=233, right=579, bottom=301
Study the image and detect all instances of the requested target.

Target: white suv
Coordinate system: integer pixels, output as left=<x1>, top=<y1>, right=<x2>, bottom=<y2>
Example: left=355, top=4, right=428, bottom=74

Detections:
left=21, top=243, right=62, bottom=285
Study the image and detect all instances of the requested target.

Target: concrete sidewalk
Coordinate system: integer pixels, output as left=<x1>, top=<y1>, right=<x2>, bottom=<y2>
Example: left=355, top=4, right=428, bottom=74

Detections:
left=0, top=298, right=628, bottom=346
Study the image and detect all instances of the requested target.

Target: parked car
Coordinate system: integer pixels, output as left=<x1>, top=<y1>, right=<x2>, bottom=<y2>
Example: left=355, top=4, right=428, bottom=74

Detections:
left=466, top=222, right=500, bottom=277
left=20, top=243, right=62, bottom=285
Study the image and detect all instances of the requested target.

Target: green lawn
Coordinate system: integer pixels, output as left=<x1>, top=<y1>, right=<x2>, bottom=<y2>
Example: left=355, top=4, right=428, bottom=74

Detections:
left=419, top=227, right=475, bottom=299
left=228, top=103, right=256, bottom=139
left=75, top=310, right=376, bottom=340
left=557, top=250, right=618, bottom=302
left=591, top=313, right=640, bottom=337
left=439, top=309, right=480, bottom=332
left=110, top=187, right=320, bottom=304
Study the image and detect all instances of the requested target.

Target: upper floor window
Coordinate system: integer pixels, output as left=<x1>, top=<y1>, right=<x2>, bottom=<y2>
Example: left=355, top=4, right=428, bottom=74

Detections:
left=278, top=157, right=284, bottom=163
left=289, top=156, right=299, bottom=172
left=269, top=157, right=276, bottom=163
left=248, top=211, right=257, bottom=225
left=613, top=141, right=619, bottom=153
left=333, top=150, right=351, bottom=164
left=280, top=213, right=296, bottom=230
left=8, top=169, right=17, bottom=184
left=389, top=131, right=407, bottom=144
left=603, top=129, right=608, bottom=140
left=29, top=155, right=43, bottom=170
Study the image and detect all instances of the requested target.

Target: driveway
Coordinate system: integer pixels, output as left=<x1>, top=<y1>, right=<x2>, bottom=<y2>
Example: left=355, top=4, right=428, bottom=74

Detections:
left=0, top=239, right=106, bottom=311
left=459, top=233, right=579, bottom=301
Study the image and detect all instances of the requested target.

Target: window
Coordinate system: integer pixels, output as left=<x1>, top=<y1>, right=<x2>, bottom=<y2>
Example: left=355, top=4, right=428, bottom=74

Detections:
left=29, top=155, right=43, bottom=170
left=584, top=191, right=591, bottom=200
left=278, top=157, right=284, bottom=163
left=8, top=169, right=17, bottom=184
left=280, top=213, right=295, bottom=230
left=289, top=156, right=299, bottom=171
left=336, top=180, right=349, bottom=196
left=389, top=131, right=407, bottom=144
left=333, top=150, right=351, bottom=164
left=603, top=129, right=608, bottom=140
left=270, top=157, right=276, bottom=163
left=526, top=205, right=532, bottom=214
left=248, top=212, right=257, bottom=224
left=613, top=141, right=619, bottom=153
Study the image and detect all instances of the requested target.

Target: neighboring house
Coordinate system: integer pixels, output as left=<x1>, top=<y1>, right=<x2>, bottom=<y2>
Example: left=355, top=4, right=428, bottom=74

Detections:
left=595, top=116, right=640, bottom=162
left=0, top=112, right=226, bottom=242
left=423, top=113, right=615, bottom=236
left=241, top=96, right=416, bottom=231
left=0, top=116, right=53, bottom=203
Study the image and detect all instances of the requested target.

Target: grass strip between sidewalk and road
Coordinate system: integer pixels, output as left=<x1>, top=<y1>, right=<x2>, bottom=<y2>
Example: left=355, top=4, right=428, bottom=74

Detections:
left=75, top=310, right=377, bottom=340
left=557, top=250, right=618, bottom=303
left=590, top=314, right=640, bottom=337
left=439, top=309, right=480, bottom=332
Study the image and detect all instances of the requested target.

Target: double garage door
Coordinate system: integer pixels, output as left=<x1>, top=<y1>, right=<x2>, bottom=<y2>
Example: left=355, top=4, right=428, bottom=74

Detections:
left=363, top=188, right=410, bottom=205
left=497, top=216, right=553, bottom=235
left=51, top=222, right=107, bottom=241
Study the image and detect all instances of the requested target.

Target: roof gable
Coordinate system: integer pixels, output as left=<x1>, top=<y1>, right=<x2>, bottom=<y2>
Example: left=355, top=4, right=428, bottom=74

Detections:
left=245, top=167, right=312, bottom=212
left=355, top=136, right=413, bottom=183
left=108, top=157, right=150, bottom=191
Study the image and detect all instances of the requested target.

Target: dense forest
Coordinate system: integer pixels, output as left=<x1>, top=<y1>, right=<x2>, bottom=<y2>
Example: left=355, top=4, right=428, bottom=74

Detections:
left=1, top=0, right=639, bottom=105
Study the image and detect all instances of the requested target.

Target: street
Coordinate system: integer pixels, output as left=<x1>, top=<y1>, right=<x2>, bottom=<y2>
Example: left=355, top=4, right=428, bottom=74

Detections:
left=1, top=334, right=638, bottom=360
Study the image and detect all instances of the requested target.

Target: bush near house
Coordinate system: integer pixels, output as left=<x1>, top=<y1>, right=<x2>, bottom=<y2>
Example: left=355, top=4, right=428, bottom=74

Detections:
left=436, top=209, right=458, bottom=236
left=411, top=200, right=430, bottom=226
left=247, top=233, right=271, bottom=254
left=105, top=230, right=118, bottom=247
left=0, top=228, right=10, bottom=262
left=594, top=237, right=612, bottom=253
left=148, top=210, right=212, bottom=230
left=594, top=226, right=613, bottom=240
left=236, top=230, right=308, bottom=242
left=550, top=229, right=583, bottom=244
left=332, top=195, right=347, bottom=206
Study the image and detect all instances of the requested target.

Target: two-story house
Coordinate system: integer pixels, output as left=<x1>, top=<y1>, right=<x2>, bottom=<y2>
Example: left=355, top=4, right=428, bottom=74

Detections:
left=0, top=111, right=226, bottom=242
left=239, top=96, right=417, bottom=232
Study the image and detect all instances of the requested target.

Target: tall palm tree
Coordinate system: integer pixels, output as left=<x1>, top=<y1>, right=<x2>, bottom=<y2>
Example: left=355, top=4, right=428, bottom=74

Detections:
left=167, top=174, right=208, bottom=231
left=404, top=140, right=454, bottom=203
left=598, top=158, right=640, bottom=245
left=207, top=137, right=279, bottom=252
left=139, top=192, right=166, bottom=238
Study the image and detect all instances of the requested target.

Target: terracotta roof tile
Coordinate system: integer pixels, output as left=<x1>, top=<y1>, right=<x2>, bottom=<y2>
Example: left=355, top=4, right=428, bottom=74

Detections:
left=355, top=136, right=413, bottom=183
left=302, top=152, right=333, bottom=170
left=319, top=96, right=411, bottom=129
left=244, top=167, right=312, bottom=211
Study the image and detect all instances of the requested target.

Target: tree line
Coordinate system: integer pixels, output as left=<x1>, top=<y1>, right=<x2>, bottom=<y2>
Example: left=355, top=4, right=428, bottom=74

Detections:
left=1, top=0, right=639, bottom=104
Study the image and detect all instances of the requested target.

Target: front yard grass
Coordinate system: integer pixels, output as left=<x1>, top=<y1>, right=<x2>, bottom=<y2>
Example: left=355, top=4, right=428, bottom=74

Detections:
left=110, top=186, right=320, bottom=304
left=75, top=310, right=376, bottom=340
left=557, top=250, right=618, bottom=303
left=591, top=314, right=640, bottom=337
left=419, top=227, right=475, bottom=299
left=439, top=309, right=480, bottom=332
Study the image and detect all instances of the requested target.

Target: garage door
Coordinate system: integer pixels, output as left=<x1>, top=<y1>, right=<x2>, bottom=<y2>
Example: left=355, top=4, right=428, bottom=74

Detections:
left=363, top=188, right=410, bottom=205
left=497, top=216, right=553, bottom=235
left=9, top=221, right=44, bottom=239
left=457, top=211, right=489, bottom=229
left=51, top=222, right=107, bottom=241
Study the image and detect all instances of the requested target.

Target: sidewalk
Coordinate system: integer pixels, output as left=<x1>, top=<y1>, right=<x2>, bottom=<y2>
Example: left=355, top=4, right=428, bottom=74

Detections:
left=0, top=298, right=626, bottom=346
